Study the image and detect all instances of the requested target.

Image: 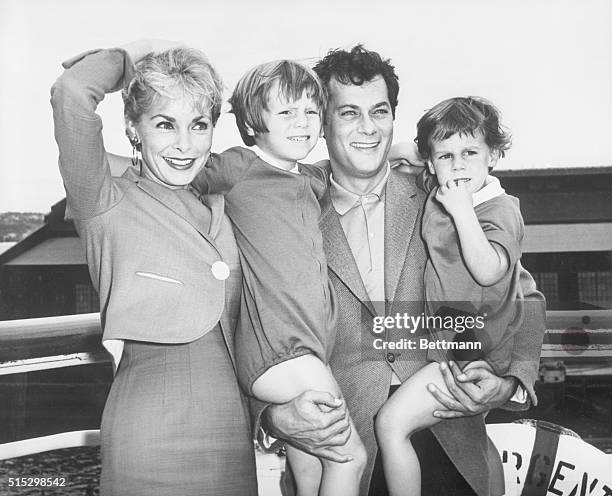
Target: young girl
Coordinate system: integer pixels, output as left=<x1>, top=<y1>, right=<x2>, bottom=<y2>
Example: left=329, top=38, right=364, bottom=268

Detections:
left=191, top=60, right=367, bottom=496
left=375, top=97, right=525, bottom=496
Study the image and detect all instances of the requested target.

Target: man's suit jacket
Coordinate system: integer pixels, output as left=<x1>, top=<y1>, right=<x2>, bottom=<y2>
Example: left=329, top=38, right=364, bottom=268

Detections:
left=321, top=169, right=546, bottom=496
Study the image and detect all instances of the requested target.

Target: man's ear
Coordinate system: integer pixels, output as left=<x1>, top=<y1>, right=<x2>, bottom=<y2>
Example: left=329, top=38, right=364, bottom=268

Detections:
left=246, top=125, right=255, bottom=137
left=427, top=160, right=436, bottom=176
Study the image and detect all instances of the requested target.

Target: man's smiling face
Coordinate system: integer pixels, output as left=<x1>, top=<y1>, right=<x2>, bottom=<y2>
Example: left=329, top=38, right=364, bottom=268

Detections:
left=323, top=75, right=394, bottom=191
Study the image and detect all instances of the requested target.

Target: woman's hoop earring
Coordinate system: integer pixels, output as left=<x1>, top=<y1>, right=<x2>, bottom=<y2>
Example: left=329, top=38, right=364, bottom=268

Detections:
left=131, top=142, right=140, bottom=167
left=129, top=135, right=141, bottom=167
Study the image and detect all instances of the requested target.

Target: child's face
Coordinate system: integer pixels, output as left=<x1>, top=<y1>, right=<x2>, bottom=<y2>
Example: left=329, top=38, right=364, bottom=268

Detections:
left=427, top=130, right=498, bottom=194
left=253, top=81, right=321, bottom=168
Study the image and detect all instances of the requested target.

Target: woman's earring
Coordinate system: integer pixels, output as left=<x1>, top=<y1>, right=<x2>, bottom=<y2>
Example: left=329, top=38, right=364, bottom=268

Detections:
left=131, top=143, right=139, bottom=167
left=130, top=136, right=141, bottom=167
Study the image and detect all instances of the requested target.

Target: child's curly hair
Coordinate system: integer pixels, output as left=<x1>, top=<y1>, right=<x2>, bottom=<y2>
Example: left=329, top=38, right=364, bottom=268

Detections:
left=415, top=96, right=511, bottom=160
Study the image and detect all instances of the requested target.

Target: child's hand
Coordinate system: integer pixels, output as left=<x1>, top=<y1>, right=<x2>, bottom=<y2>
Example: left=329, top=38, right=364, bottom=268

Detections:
left=435, top=179, right=473, bottom=218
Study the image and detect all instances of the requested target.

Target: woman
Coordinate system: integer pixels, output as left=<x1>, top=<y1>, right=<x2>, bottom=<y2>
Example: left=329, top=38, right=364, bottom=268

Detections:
left=51, top=40, right=257, bottom=495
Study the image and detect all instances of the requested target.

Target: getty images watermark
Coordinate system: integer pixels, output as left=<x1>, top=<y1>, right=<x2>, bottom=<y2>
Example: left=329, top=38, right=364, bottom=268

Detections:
left=370, top=311, right=485, bottom=351
left=359, top=300, right=548, bottom=363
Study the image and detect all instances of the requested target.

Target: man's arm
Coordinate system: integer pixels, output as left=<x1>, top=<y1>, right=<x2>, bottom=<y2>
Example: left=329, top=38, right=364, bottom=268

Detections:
left=388, top=141, right=426, bottom=172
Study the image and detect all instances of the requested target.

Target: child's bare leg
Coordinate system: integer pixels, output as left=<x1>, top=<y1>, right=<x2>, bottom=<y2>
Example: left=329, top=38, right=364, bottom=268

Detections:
left=318, top=415, right=365, bottom=496
left=286, top=445, right=322, bottom=496
left=252, top=354, right=367, bottom=496
left=374, top=362, right=449, bottom=496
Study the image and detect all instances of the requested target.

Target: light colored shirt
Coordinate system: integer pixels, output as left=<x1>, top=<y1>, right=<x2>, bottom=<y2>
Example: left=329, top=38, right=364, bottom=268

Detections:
left=329, top=165, right=389, bottom=316
left=330, top=164, right=402, bottom=383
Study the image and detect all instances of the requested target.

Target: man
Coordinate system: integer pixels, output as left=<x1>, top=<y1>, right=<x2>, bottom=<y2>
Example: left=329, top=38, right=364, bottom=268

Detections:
left=263, top=45, right=546, bottom=496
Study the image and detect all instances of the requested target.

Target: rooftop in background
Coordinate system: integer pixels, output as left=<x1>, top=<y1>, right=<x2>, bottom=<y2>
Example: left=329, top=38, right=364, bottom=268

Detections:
left=0, top=243, right=16, bottom=256
left=495, top=165, right=612, bottom=176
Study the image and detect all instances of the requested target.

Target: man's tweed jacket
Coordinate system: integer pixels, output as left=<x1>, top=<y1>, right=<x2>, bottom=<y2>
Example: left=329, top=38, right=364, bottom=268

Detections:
left=321, top=169, right=546, bottom=496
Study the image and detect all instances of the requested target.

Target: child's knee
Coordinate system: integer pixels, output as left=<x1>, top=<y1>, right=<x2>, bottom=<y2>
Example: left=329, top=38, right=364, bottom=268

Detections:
left=321, top=437, right=367, bottom=476
left=375, top=402, right=416, bottom=445
left=375, top=402, right=398, bottom=442
left=351, top=438, right=367, bottom=474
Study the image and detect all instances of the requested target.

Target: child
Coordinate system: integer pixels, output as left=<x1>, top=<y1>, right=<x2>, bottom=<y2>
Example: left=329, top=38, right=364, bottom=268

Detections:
left=192, top=60, right=366, bottom=496
left=375, top=97, right=525, bottom=496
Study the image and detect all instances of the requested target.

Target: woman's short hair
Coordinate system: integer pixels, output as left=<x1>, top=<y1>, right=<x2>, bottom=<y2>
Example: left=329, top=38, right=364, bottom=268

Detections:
left=415, top=96, right=512, bottom=159
left=229, top=60, right=326, bottom=147
left=122, top=47, right=224, bottom=125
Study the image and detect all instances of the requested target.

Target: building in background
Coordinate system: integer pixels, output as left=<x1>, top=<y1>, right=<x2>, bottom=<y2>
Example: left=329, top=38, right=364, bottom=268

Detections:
left=499, top=166, right=612, bottom=310
left=0, top=200, right=98, bottom=320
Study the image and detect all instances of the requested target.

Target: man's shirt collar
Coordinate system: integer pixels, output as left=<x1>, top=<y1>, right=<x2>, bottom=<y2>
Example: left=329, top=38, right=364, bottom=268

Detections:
left=330, top=163, right=391, bottom=215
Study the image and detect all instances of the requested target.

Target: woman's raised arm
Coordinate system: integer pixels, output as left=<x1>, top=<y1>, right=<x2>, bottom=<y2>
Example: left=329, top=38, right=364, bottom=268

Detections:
left=50, top=48, right=134, bottom=220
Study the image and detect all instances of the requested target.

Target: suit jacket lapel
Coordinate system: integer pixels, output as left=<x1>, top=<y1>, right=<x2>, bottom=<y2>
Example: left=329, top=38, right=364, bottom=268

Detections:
left=131, top=171, right=218, bottom=247
left=320, top=191, right=376, bottom=316
left=385, top=171, right=421, bottom=307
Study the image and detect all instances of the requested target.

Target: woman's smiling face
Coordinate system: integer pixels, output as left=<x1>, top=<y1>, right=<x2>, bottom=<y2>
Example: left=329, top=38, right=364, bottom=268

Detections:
left=129, top=90, right=214, bottom=189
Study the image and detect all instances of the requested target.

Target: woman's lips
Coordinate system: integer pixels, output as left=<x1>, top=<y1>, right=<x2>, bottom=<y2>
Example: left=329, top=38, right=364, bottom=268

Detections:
left=164, top=157, right=196, bottom=170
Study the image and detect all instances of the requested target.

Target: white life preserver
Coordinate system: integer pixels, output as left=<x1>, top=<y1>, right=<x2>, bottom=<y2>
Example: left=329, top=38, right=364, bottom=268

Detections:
left=487, top=421, right=612, bottom=496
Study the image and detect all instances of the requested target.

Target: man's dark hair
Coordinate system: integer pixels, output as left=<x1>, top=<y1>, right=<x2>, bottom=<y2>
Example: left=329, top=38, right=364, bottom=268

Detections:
left=313, top=44, right=399, bottom=117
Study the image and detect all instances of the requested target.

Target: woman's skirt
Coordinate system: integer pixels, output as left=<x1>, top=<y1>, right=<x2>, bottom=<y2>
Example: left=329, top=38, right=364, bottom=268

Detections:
left=100, top=326, right=257, bottom=496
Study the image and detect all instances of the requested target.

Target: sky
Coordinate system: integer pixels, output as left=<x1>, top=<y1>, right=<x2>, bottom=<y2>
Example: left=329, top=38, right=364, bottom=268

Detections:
left=1, top=0, right=611, bottom=213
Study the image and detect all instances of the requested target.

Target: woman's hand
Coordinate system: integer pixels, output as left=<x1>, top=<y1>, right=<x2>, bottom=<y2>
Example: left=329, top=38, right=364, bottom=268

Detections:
left=120, top=39, right=185, bottom=63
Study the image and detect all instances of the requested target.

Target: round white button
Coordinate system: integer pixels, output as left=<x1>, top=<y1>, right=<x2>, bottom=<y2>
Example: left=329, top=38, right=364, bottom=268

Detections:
left=211, top=261, right=230, bottom=281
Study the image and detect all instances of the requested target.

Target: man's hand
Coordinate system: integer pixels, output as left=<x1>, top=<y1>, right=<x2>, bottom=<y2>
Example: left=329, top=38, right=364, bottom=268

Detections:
left=427, top=360, right=518, bottom=419
left=264, top=390, right=352, bottom=462
left=388, top=141, right=426, bottom=174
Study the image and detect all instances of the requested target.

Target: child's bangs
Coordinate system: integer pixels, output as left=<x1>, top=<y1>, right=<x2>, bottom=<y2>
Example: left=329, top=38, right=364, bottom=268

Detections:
left=275, top=63, right=325, bottom=110
left=430, top=105, right=486, bottom=143
left=430, top=123, right=485, bottom=144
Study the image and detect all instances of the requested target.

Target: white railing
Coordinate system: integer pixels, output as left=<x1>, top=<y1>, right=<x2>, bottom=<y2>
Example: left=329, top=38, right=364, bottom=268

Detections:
left=0, top=313, right=110, bottom=375
left=0, top=313, right=108, bottom=460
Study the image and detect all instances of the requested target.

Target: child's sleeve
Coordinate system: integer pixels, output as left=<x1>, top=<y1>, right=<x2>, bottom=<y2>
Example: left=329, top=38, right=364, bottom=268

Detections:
left=302, top=161, right=330, bottom=200
left=477, top=195, right=524, bottom=267
left=191, top=147, right=253, bottom=195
